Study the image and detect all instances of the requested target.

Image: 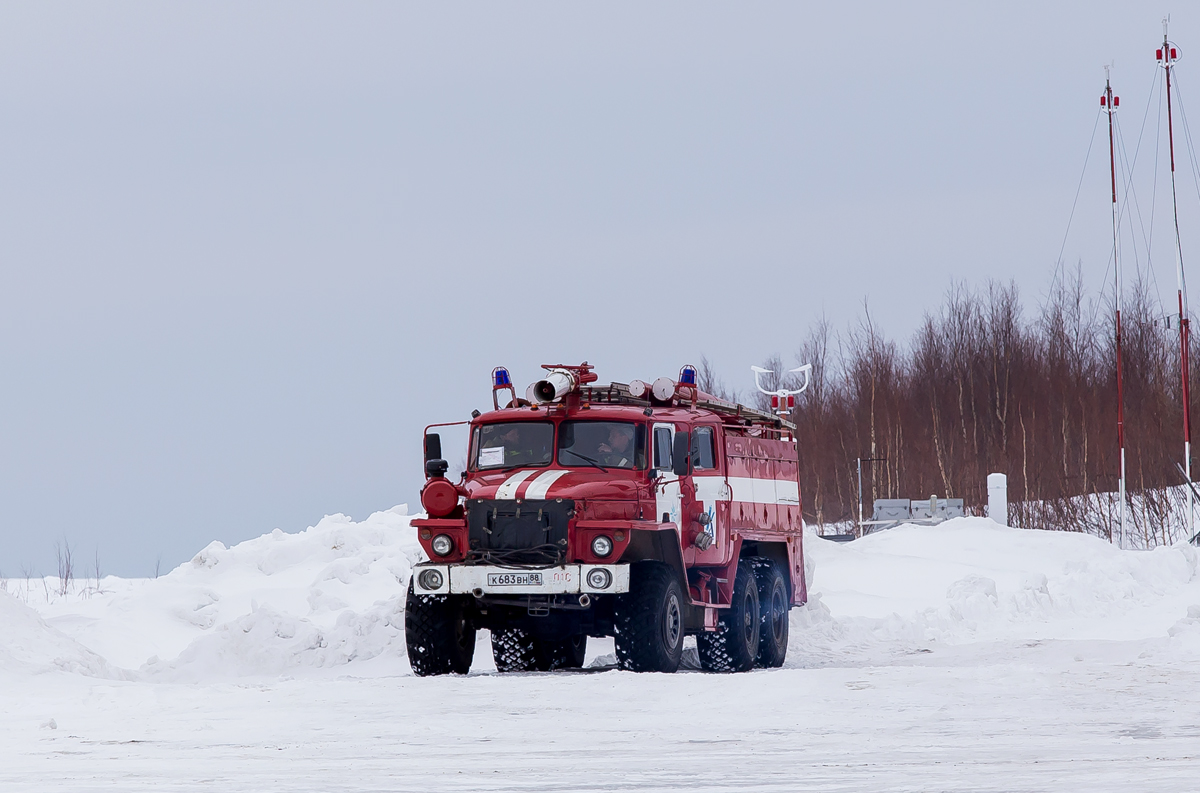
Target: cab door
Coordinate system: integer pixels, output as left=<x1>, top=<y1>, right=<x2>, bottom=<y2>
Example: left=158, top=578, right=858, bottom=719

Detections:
left=652, top=422, right=681, bottom=527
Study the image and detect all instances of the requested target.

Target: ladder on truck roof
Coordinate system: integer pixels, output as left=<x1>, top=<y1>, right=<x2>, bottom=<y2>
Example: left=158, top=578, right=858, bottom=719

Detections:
left=581, top=382, right=796, bottom=432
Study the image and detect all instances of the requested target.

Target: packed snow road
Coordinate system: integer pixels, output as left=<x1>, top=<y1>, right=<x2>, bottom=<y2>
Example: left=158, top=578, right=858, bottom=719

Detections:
left=5, top=642, right=1200, bottom=792
left=4, top=640, right=1200, bottom=792
left=3, top=513, right=1200, bottom=791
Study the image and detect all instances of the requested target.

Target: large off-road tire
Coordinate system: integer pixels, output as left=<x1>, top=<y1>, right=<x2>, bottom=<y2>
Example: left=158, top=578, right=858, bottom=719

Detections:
left=487, top=628, right=580, bottom=671
left=491, top=629, right=588, bottom=672
left=541, top=634, right=587, bottom=670
left=750, top=557, right=789, bottom=668
left=697, top=558, right=760, bottom=673
left=614, top=562, right=684, bottom=673
left=405, top=580, right=477, bottom=676
left=491, top=627, right=539, bottom=672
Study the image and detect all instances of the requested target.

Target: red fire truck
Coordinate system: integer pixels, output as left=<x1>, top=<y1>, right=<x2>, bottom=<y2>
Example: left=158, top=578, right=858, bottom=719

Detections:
left=406, top=362, right=807, bottom=675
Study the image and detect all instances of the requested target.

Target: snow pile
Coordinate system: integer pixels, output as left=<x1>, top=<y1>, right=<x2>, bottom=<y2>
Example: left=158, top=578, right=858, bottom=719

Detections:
left=8, top=510, right=1200, bottom=681
left=29, top=506, right=424, bottom=679
left=1166, top=604, right=1200, bottom=654
left=790, top=517, right=1200, bottom=667
left=0, top=591, right=124, bottom=678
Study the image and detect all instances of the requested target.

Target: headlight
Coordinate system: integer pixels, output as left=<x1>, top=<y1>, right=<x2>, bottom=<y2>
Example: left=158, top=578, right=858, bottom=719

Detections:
left=586, top=568, right=612, bottom=589
left=418, top=569, right=444, bottom=590
left=431, top=534, right=454, bottom=556
left=591, top=535, right=614, bottom=558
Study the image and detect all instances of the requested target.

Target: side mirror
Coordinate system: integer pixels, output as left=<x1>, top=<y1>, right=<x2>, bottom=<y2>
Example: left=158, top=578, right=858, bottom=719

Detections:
left=424, top=433, right=442, bottom=462
left=424, top=433, right=448, bottom=478
left=672, top=431, right=691, bottom=477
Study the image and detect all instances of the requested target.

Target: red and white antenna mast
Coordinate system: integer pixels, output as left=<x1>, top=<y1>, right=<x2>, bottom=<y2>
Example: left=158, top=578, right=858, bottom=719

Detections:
left=1101, top=67, right=1126, bottom=546
left=1159, top=19, right=1193, bottom=535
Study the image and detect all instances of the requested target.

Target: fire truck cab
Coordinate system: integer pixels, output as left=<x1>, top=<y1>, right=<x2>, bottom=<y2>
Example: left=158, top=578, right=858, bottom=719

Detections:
left=406, top=363, right=806, bottom=675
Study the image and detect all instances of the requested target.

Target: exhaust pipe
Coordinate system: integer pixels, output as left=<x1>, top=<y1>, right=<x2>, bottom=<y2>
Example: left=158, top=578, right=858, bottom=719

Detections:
left=533, top=369, right=578, bottom=403
left=578, top=594, right=591, bottom=608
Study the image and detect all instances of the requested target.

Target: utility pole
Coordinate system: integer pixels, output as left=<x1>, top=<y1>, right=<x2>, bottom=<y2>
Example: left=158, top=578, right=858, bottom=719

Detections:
left=1160, top=19, right=1193, bottom=536
left=1102, top=67, right=1127, bottom=547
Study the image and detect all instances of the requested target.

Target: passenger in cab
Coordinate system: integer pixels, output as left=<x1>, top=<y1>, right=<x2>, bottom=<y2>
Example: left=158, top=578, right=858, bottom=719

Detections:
left=597, top=424, right=635, bottom=467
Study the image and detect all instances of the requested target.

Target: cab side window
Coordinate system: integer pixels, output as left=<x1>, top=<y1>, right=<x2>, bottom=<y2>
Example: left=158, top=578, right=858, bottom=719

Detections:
left=691, top=427, right=716, bottom=470
left=653, top=426, right=673, bottom=469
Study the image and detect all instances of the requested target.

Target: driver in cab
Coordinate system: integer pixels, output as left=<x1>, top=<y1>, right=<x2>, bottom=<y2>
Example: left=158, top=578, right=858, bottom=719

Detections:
left=480, top=425, right=544, bottom=467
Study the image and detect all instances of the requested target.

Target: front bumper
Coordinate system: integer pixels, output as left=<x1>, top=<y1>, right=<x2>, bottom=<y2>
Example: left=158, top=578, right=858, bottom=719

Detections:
left=412, top=563, right=630, bottom=596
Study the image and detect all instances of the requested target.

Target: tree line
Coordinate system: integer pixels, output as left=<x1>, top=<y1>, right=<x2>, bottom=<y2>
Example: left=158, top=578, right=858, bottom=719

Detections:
left=700, top=271, right=1198, bottom=545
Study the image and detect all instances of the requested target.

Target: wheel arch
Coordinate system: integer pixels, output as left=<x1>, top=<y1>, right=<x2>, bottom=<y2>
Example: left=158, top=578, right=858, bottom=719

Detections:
left=739, top=539, right=792, bottom=601
left=622, top=525, right=689, bottom=595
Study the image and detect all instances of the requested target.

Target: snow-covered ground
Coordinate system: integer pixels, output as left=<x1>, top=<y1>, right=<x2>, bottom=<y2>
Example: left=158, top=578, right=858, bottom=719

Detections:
left=4, top=511, right=1200, bottom=791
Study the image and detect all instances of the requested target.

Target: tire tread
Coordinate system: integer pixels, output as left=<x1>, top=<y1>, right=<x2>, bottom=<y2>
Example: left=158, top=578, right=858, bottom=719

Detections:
left=404, top=581, right=476, bottom=676
left=749, top=556, right=789, bottom=668
left=697, top=559, right=759, bottom=673
left=614, top=562, right=684, bottom=673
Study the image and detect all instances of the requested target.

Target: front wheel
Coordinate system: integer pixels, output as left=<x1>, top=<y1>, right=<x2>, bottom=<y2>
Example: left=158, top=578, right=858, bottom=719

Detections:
left=405, top=580, right=477, bottom=676
left=614, top=562, right=684, bottom=673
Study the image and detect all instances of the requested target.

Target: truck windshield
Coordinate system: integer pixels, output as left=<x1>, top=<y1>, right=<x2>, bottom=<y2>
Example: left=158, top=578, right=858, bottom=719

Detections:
left=558, top=421, right=645, bottom=470
left=471, top=422, right=554, bottom=470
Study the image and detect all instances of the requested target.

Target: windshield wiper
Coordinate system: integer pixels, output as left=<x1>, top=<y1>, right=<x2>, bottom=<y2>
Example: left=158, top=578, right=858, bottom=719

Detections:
left=559, top=448, right=609, bottom=473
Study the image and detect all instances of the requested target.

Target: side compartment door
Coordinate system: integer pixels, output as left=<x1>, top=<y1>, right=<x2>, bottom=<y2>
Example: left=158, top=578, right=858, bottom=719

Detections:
left=690, top=425, right=731, bottom=564
left=652, top=422, right=681, bottom=527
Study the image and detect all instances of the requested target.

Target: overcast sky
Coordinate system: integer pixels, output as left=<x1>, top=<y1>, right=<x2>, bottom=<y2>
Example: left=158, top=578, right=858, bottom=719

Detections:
left=2, top=2, right=1197, bottom=576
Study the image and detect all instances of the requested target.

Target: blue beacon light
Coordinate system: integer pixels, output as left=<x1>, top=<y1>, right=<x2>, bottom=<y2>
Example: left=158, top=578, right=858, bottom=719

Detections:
left=492, top=367, right=512, bottom=387
left=678, top=365, right=697, bottom=386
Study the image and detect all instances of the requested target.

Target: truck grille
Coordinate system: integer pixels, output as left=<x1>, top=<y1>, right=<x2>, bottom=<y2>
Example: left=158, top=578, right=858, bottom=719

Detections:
left=465, top=499, right=574, bottom=565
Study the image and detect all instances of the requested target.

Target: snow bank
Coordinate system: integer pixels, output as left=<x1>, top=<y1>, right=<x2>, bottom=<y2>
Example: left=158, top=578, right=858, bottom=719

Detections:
left=9, top=510, right=1200, bottom=681
left=790, top=517, right=1200, bottom=667
left=0, top=591, right=124, bottom=678
left=27, top=506, right=424, bottom=680
left=1168, top=605, right=1200, bottom=652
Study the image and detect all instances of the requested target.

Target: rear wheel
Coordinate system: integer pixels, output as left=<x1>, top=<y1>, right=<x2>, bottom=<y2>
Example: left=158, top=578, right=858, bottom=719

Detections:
left=405, top=580, right=477, bottom=676
left=540, top=634, right=587, bottom=670
left=697, top=558, right=759, bottom=673
left=492, top=628, right=587, bottom=672
left=750, top=557, right=789, bottom=668
left=491, top=627, right=538, bottom=672
left=614, top=562, right=684, bottom=673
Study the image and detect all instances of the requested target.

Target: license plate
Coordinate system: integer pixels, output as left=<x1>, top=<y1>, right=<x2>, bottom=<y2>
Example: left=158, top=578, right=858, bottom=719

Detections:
left=487, top=572, right=543, bottom=587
